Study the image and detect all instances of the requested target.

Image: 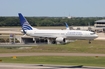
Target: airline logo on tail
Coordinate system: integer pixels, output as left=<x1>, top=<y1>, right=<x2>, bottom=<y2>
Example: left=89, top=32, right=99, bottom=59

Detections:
left=22, top=22, right=33, bottom=30
left=18, top=13, right=33, bottom=30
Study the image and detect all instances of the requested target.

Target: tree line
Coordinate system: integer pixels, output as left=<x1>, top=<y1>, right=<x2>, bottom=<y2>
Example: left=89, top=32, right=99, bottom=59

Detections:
left=0, top=17, right=105, bottom=27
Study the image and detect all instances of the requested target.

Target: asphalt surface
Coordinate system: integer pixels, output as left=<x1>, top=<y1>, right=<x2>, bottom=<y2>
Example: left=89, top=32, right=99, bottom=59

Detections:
left=0, top=53, right=105, bottom=57
left=0, top=63, right=104, bottom=69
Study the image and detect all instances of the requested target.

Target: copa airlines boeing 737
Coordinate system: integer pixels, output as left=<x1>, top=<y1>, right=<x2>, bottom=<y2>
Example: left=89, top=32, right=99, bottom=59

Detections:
left=18, top=13, right=98, bottom=44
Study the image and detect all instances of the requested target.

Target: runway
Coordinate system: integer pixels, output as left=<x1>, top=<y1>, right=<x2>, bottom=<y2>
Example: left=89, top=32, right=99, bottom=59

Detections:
left=0, top=63, right=104, bottom=69
left=0, top=53, right=105, bottom=57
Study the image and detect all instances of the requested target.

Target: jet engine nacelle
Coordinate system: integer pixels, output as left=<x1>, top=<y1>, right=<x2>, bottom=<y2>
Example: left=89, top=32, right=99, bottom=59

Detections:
left=56, top=37, right=65, bottom=43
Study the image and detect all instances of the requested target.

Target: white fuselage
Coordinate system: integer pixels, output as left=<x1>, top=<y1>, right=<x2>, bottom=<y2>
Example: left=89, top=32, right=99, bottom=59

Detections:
left=25, top=29, right=98, bottom=40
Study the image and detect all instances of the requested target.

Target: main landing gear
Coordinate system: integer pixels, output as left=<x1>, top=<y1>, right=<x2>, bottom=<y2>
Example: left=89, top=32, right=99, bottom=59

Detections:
left=89, top=40, right=91, bottom=44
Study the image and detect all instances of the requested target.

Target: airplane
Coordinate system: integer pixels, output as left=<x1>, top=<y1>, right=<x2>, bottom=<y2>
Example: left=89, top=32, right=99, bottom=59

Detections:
left=65, top=22, right=70, bottom=30
left=18, top=13, right=98, bottom=44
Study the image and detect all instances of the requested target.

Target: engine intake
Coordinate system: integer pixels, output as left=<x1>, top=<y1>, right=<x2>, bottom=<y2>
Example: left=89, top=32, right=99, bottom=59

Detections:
left=56, top=37, right=65, bottom=43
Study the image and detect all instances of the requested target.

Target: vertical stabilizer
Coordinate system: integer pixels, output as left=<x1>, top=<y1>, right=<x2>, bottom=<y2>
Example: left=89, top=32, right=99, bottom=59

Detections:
left=18, top=13, right=33, bottom=31
left=65, top=22, right=70, bottom=30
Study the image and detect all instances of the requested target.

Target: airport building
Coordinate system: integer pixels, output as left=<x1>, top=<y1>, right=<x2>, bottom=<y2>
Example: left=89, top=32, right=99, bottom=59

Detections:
left=94, top=19, right=105, bottom=32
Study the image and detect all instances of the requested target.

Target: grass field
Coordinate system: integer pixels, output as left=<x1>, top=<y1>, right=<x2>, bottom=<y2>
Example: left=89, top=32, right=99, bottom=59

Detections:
left=0, top=40, right=105, bottom=53
left=0, top=40, right=105, bottom=67
left=0, top=56, right=105, bottom=67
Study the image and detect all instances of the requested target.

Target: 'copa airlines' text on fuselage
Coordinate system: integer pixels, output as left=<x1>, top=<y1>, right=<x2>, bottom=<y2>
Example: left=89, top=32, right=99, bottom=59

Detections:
left=66, top=32, right=82, bottom=35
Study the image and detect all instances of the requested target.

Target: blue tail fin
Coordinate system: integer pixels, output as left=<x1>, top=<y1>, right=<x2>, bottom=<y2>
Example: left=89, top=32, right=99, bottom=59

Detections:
left=65, top=22, right=69, bottom=30
left=65, top=22, right=69, bottom=28
left=18, top=13, right=33, bottom=31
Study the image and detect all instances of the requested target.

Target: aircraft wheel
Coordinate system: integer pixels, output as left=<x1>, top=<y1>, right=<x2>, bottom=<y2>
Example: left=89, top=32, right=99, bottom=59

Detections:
left=89, top=40, right=91, bottom=44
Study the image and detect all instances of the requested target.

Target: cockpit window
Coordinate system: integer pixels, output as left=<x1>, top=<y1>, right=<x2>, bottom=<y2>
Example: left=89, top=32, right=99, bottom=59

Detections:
left=90, top=32, right=95, bottom=35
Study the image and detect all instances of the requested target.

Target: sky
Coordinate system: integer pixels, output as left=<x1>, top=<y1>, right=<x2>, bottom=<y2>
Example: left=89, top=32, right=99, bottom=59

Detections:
left=0, top=0, right=105, bottom=17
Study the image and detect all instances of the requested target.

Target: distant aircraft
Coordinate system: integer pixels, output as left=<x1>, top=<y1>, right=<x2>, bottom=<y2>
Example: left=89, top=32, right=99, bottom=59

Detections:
left=65, top=22, right=70, bottom=30
left=18, top=13, right=98, bottom=44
